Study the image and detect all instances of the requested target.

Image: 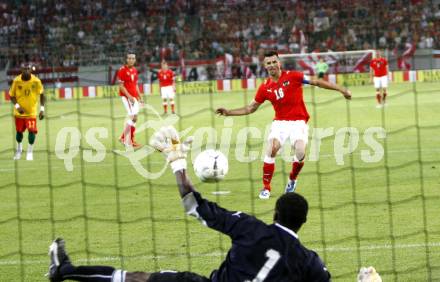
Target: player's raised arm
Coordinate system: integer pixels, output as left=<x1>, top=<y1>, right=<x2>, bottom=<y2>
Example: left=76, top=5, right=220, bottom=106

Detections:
left=216, top=100, right=261, bottom=116
left=308, top=77, right=352, bottom=100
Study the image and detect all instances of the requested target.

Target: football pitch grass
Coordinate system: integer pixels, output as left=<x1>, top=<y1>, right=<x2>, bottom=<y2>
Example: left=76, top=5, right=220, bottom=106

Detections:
left=1, top=82, right=439, bottom=281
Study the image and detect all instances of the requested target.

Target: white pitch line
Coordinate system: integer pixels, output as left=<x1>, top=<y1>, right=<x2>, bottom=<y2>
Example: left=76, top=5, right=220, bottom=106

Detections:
left=0, top=242, right=439, bottom=266
left=320, top=241, right=440, bottom=252
left=211, top=191, right=231, bottom=195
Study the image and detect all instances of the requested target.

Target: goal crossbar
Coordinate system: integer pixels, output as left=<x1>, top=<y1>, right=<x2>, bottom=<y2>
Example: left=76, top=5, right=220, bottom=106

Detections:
left=279, top=49, right=375, bottom=58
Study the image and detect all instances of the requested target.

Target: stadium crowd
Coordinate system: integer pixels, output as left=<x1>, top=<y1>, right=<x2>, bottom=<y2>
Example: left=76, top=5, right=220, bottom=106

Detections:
left=0, top=0, right=438, bottom=69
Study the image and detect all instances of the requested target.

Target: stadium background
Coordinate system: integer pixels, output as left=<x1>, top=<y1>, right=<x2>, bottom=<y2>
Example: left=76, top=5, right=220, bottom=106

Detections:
left=1, top=0, right=440, bottom=281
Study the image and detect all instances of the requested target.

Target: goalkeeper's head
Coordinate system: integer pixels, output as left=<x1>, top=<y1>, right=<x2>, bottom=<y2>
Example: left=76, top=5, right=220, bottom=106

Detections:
left=274, top=192, right=308, bottom=233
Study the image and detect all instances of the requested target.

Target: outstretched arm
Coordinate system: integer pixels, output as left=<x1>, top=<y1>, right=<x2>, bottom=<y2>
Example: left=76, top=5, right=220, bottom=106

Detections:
left=174, top=169, right=196, bottom=198
left=309, top=78, right=351, bottom=100
left=174, top=167, right=263, bottom=240
left=216, top=100, right=261, bottom=116
left=150, top=126, right=263, bottom=239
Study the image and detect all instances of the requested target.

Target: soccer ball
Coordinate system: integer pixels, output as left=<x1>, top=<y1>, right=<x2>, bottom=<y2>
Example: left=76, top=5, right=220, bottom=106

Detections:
left=193, top=149, right=228, bottom=182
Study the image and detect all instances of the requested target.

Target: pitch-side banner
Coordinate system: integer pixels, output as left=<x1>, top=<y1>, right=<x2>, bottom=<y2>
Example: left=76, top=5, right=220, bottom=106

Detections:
left=336, top=73, right=371, bottom=86
left=175, top=81, right=217, bottom=94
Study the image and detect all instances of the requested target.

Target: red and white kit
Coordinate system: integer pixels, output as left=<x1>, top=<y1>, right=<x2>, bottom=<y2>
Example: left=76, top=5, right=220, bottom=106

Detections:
left=255, top=70, right=309, bottom=191
left=370, top=57, right=388, bottom=88
left=118, top=65, right=140, bottom=115
left=117, top=65, right=140, bottom=145
left=255, top=70, right=309, bottom=147
left=158, top=69, right=175, bottom=99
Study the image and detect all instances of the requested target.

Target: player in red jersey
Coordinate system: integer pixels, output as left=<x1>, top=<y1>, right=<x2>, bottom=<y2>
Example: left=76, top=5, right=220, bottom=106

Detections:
left=117, top=52, right=143, bottom=148
left=370, top=50, right=389, bottom=108
left=216, top=51, right=351, bottom=199
left=158, top=61, right=176, bottom=114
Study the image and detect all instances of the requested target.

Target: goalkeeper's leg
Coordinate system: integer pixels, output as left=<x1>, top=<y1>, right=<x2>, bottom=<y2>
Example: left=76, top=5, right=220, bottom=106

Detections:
left=48, top=238, right=145, bottom=282
left=48, top=238, right=208, bottom=282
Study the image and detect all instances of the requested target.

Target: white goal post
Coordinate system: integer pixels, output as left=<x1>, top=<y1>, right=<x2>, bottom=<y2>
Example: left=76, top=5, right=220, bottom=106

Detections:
left=279, top=49, right=376, bottom=76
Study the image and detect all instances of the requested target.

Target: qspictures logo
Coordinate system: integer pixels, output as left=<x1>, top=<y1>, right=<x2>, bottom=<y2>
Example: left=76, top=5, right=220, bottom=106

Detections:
left=54, top=103, right=386, bottom=179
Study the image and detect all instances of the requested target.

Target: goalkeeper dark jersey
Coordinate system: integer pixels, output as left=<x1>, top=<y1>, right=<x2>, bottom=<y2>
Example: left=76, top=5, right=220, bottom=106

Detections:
left=183, top=192, right=331, bottom=282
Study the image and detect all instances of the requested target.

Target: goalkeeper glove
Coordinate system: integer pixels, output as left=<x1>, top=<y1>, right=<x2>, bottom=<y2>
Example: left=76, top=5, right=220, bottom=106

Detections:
left=149, top=126, right=193, bottom=173
left=357, top=266, right=382, bottom=282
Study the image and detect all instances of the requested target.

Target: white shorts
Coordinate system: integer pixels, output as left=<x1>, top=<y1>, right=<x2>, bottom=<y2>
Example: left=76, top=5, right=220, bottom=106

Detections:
left=268, top=120, right=309, bottom=146
left=121, top=96, right=139, bottom=116
left=160, top=86, right=175, bottom=99
left=373, top=75, right=388, bottom=89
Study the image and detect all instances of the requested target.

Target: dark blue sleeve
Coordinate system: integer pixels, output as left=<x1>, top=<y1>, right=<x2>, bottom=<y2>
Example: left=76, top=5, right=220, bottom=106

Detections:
left=183, top=192, right=265, bottom=241
left=306, top=251, right=331, bottom=282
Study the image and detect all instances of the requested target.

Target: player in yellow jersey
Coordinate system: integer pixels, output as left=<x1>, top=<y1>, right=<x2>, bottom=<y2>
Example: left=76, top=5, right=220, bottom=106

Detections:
left=10, top=63, right=45, bottom=160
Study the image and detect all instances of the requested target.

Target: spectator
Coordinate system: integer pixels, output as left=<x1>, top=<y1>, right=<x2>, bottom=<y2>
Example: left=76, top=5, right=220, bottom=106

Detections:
left=0, top=0, right=436, bottom=70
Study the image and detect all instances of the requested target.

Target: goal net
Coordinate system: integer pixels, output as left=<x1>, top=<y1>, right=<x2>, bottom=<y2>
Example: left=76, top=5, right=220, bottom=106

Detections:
left=1, top=49, right=439, bottom=281
left=279, top=49, right=376, bottom=76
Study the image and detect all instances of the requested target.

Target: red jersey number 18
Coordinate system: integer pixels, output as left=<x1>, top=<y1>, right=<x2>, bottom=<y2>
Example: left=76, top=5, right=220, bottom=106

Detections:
left=274, top=88, right=284, bottom=100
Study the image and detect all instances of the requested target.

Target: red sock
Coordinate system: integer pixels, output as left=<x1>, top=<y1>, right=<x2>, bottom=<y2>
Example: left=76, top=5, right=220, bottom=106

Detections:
left=171, top=103, right=175, bottom=113
left=263, top=162, right=275, bottom=191
left=121, top=123, right=131, bottom=142
left=163, top=104, right=168, bottom=113
left=376, top=93, right=381, bottom=104
left=130, top=125, right=136, bottom=143
left=289, top=162, right=304, bottom=181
